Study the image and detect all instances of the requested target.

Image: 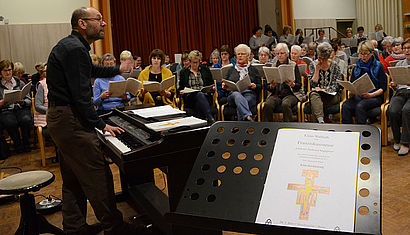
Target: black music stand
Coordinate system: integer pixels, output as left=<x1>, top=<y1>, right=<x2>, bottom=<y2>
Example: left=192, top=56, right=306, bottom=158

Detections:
left=167, top=122, right=381, bottom=235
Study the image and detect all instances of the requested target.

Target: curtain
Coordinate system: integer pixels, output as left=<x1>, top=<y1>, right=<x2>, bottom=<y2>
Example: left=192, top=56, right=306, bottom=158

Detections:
left=278, top=0, right=294, bottom=33
left=110, top=0, right=259, bottom=64
left=356, top=0, right=403, bottom=38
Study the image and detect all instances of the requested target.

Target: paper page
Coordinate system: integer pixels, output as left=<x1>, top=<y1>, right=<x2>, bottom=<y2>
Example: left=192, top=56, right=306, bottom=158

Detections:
left=221, top=64, right=234, bottom=79
left=375, top=31, right=384, bottom=41
left=256, top=129, right=360, bottom=232
left=369, top=32, right=376, bottom=41
left=279, top=64, right=295, bottom=82
left=125, top=78, right=142, bottom=96
left=263, top=67, right=281, bottom=84
left=183, top=87, right=199, bottom=94
left=20, top=81, right=32, bottom=99
left=388, top=67, right=410, bottom=85
left=210, top=68, right=223, bottom=82
left=343, top=48, right=351, bottom=57
left=174, top=54, right=182, bottom=64
left=143, top=81, right=161, bottom=92
left=297, top=64, right=307, bottom=77
left=352, top=73, right=376, bottom=95
left=350, top=57, right=359, bottom=65
left=129, top=70, right=141, bottom=78
left=303, top=35, right=313, bottom=44
left=222, top=79, right=238, bottom=91
left=128, top=105, right=185, bottom=119
left=108, top=80, right=127, bottom=97
left=145, top=116, right=207, bottom=132
left=200, top=85, right=214, bottom=93
left=252, top=63, right=265, bottom=77
left=236, top=75, right=251, bottom=92
left=260, top=34, right=271, bottom=45
left=337, top=80, right=357, bottom=95
left=3, top=90, right=21, bottom=103
left=287, top=35, right=296, bottom=45
left=160, top=75, right=175, bottom=91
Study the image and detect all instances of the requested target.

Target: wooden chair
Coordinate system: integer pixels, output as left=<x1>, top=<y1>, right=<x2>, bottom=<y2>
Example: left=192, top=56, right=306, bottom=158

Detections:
left=381, top=75, right=393, bottom=146
left=301, top=74, right=347, bottom=123
left=31, top=97, right=46, bottom=167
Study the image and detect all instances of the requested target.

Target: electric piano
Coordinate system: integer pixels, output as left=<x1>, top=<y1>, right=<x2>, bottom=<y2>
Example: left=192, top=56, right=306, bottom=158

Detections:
left=96, top=109, right=209, bottom=234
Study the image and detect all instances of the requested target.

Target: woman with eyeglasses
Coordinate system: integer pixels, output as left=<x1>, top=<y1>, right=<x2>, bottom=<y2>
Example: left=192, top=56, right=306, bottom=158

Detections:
left=0, top=60, right=33, bottom=154
left=389, top=38, right=410, bottom=156
left=342, top=40, right=387, bottom=124
left=178, top=50, right=215, bottom=125
left=222, top=44, right=261, bottom=121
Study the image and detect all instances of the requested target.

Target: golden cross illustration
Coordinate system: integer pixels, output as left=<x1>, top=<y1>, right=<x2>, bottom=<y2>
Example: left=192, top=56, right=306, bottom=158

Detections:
left=287, top=170, right=330, bottom=220
left=159, top=121, right=180, bottom=127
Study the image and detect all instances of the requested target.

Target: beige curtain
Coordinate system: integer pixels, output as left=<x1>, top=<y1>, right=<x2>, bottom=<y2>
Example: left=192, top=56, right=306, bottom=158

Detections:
left=0, top=23, right=71, bottom=74
left=356, top=0, right=403, bottom=38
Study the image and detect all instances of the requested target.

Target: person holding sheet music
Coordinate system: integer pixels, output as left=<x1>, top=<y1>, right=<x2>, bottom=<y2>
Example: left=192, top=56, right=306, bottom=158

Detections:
left=300, top=43, right=308, bottom=57
left=295, top=29, right=304, bottom=45
left=175, top=50, right=191, bottom=72
left=93, top=54, right=131, bottom=114
left=353, top=26, right=368, bottom=42
left=389, top=38, right=410, bottom=156
left=315, top=29, right=330, bottom=44
left=375, top=24, right=388, bottom=50
left=0, top=60, right=33, bottom=153
left=178, top=50, right=215, bottom=125
left=381, top=39, right=405, bottom=74
left=380, top=36, right=393, bottom=62
left=342, top=41, right=387, bottom=124
left=210, top=50, right=221, bottom=67
left=214, top=45, right=236, bottom=99
left=264, top=25, right=278, bottom=48
left=257, top=47, right=272, bottom=64
left=290, top=45, right=309, bottom=90
left=222, top=44, right=261, bottom=121
left=330, top=43, right=348, bottom=76
left=307, top=42, right=318, bottom=60
left=308, top=42, right=343, bottom=123
left=331, top=38, right=348, bottom=65
left=133, top=55, right=142, bottom=71
left=279, top=25, right=293, bottom=45
left=263, top=43, right=304, bottom=122
left=137, top=49, right=175, bottom=107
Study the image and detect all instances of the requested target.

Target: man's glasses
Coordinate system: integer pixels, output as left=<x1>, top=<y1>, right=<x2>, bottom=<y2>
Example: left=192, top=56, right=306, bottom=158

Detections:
left=81, top=17, right=104, bottom=24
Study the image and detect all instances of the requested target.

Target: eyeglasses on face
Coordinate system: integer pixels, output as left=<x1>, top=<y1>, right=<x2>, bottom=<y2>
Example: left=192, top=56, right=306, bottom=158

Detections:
left=81, top=17, right=104, bottom=24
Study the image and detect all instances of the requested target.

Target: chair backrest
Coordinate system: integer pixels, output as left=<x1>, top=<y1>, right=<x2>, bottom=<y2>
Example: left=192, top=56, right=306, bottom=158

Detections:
left=302, top=57, right=313, bottom=67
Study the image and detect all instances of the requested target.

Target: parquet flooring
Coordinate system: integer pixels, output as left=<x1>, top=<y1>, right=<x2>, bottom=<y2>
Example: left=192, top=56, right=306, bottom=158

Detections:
left=0, top=126, right=409, bottom=235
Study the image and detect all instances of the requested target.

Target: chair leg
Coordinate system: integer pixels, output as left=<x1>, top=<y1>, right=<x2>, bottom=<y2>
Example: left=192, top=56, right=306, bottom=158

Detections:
left=37, top=127, right=46, bottom=167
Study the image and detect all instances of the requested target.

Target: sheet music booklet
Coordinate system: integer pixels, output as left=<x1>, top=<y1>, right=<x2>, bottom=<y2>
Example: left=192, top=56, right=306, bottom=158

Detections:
left=183, top=85, right=214, bottom=94
left=388, top=66, right=410, bottom=85
left=3, top=81, right=32, bottom=103
left=108, top=78, right=142, bottom=97
left=337, top=73, right=375, bottom=95
left=142, top=75, right=175, bottom=92
left=210, top=64, right=233, bottom=82
left=222, top=75, right=251, bottom=92
left=263, top=65, right=295, bottom=84
left=128, top=105, right=185, bottom=119
left=145, top=116, right=207, bottom=132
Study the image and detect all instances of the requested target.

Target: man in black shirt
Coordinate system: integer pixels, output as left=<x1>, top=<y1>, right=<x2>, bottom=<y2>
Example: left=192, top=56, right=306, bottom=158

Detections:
left=47, top=7, right=145, bottom=235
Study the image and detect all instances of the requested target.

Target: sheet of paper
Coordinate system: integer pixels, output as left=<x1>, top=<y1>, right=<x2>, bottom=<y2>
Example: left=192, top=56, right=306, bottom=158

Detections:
left=144, top=116, right=207, bottom=132
left=388, top=66, right=410, bottom=85
left=221, top=64, right=234, bottom=79
left=128, top=105, right=185, bottom=119
left=183, top=87, right=199, bottom=94
left=256, top=129, right=360, bottom=232
left=236, top=75, right=251, bottom=92
left=3, top=90, right=21, bottom=103
left=263, top=67, right=281, bottom=84
left=108, top=80, right=127, bottom=97
left=160, top=75, right=175, bottom=91
left=20, top=81, right=32, bottom=99
left=174, top=54, right=182, bottom=64
left=210, top=68, right=223, bottom=83
left=200, top=85, right=214, bottom=93
left=352, top=73, right=376, bottom=95
left=279, top=64, right=295, bottom=82
left=252, top=63, right=265, bottom=78
left=222, top=79, right=238, bottom=91
left=143, top=81, right=161, bottom=92
left=125, top=78, right=142, bottom=96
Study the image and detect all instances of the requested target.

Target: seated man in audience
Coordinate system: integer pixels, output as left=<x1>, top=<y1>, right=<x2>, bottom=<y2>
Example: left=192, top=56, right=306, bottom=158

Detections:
left=0, top=60, right=33, bottom=153
left=133, top=55, right=143, bottom=71
left=222, top=44, right=261, bottom=121
left=309, top=42, right=343, bottom=123
left=178, top=50, right=215, bottom=125
left=93, top=54, right=130, bottom=115
left=342, top=41, right=387, bottom=124
left=381, top=39, right=405, bottom=74
left=137, top=49, right=175, bottom=107
left=389, top=38, right=410, bottom=156
left=263, top=43, right=305, bottom=122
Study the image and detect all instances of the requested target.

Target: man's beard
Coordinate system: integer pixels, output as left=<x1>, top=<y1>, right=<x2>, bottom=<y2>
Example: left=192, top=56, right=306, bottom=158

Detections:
left=87, top=27, right=105, bottom=41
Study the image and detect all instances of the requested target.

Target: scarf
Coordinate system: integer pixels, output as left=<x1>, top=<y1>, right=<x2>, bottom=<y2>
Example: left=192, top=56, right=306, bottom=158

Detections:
left=391, top=52, right=406, bottom=60
left=235, top=62, right=250, bottom=80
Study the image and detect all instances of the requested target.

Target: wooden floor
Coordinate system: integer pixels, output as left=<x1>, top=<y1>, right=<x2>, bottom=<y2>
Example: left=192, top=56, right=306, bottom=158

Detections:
left=0, top=126, right=409, bottom=235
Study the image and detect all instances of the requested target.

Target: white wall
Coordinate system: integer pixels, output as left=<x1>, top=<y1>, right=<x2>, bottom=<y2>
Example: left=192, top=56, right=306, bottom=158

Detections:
left=294, top=0, right=356, bottom=19
left=0, top=0, right=90, bottom=24
left=258, top=0, right=280, bottom=33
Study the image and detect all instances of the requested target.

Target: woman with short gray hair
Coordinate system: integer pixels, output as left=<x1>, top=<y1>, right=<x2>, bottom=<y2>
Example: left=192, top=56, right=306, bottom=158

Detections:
left=308, top=42, right=343, bottom=123
left=257, top=46, right=271, bottom=64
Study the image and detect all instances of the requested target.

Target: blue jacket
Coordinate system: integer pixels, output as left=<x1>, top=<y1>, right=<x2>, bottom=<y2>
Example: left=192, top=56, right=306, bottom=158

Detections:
left=352, top=56, right=387, bottom=94
left=93, top=75, right=130, bottom=111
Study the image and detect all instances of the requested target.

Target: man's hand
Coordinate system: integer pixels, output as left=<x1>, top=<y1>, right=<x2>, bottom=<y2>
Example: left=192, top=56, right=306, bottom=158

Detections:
left=361, top=92, right=374, bottom=99
left=389, top=81, right=397, bottom=89
left=103, top=124, right=124, bottom=137
left=100, top=90, right=112, bottom=100
left=119, top=59, right=134, bottom=74
left=249, top=83, right=256, bottom=89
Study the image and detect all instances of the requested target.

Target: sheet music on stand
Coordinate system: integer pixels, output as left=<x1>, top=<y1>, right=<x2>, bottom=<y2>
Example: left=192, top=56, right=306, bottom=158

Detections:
left=172, top=122, right=381, bottom=234
left=127, top=105, right=185, bottom=119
